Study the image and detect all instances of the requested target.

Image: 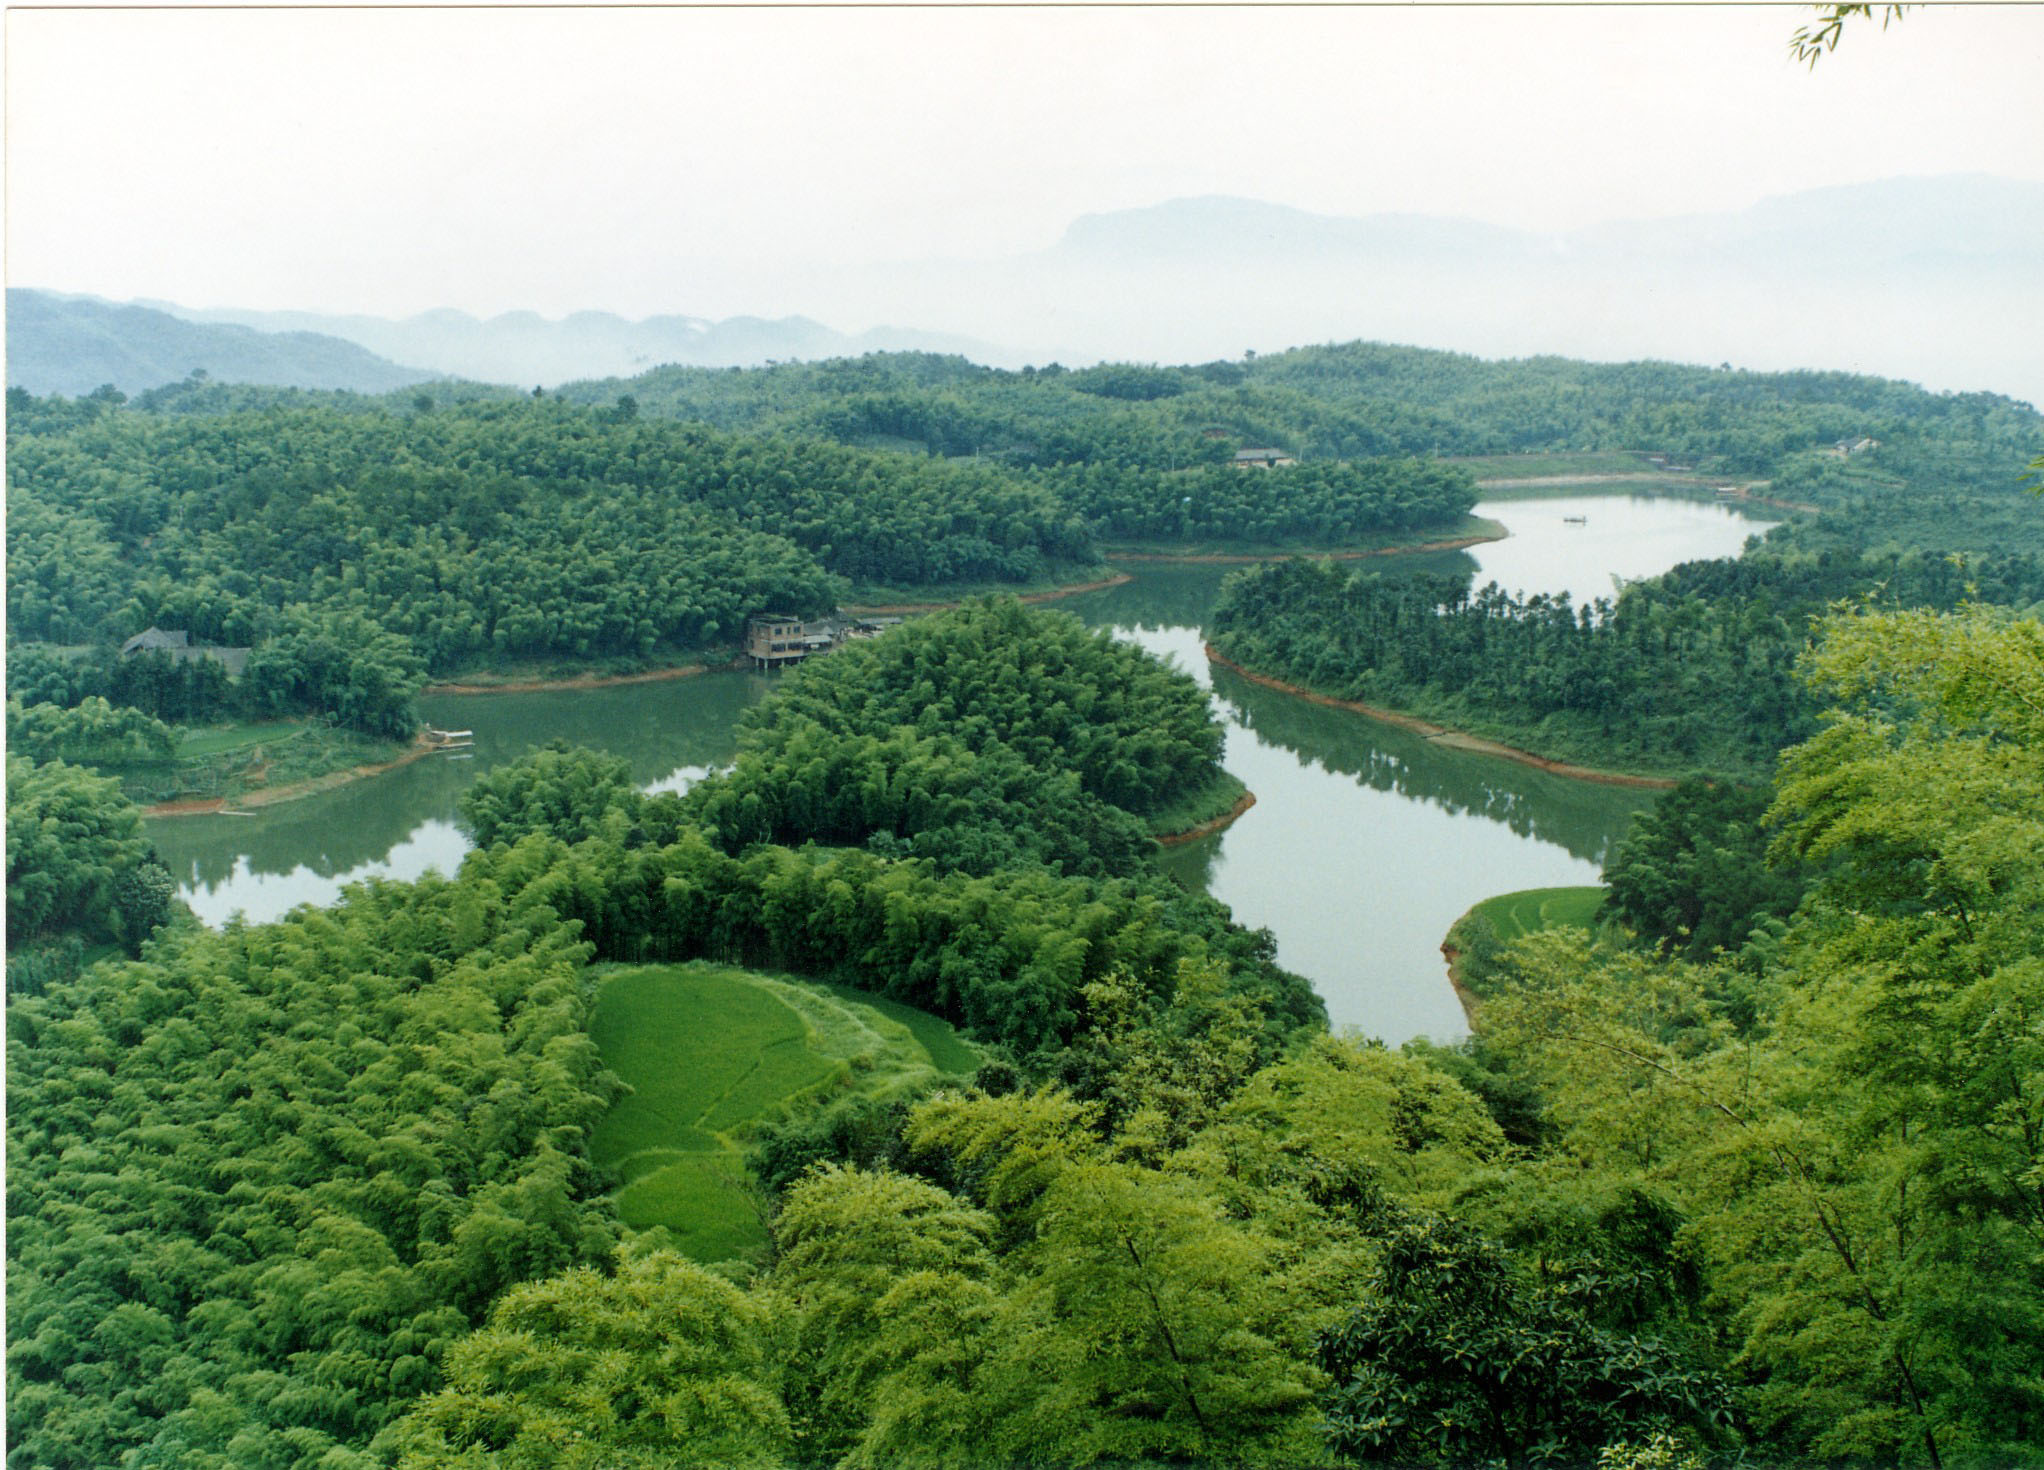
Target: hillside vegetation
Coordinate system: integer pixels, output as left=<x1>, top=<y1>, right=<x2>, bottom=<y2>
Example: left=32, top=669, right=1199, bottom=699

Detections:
left=9, top=336, right=2044, bottom=1469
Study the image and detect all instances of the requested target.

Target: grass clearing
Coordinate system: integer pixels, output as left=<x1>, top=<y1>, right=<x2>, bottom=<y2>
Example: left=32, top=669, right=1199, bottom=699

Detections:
left=1144, top=767, right=1253, bottom=840
left=1444, top=886, right=1608, bottom=1012
left=1469, top=886, right=1606, bottom=942
left=588, top=962, right=983, bottom=1263
left=173, top=721, right=308, bottom=759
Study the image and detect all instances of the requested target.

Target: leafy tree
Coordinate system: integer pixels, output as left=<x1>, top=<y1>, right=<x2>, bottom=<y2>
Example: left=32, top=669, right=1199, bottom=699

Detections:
left=6, top=874, right=622, bottom=1467
left=456, top=740, right=641, bottom=849
left=378, top=1249, right=789, bottom=1469
left=1601, top=776, right=1808, bottom=964
left=768, top=1164, right=1000, bottom=1465
left=1317, top=1211, right=1728, bottom=1467
left=5, top=754, right=152, bottom=948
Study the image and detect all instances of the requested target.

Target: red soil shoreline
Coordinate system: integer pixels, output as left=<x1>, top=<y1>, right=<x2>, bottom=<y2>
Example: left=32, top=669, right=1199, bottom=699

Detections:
left=1153, top=789, right=1258, bottom=846
left=1202, top=645, right=1677, bottom=790
left=143, top=733, right=450, bottom=819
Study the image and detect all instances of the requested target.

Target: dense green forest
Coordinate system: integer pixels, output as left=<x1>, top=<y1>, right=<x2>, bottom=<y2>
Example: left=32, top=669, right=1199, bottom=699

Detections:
left=10, top=339, right=2044, bottom=1467
left=13, top=588, right=2041, bottom=1467
left=10, top=336, right=2035, bottom=755
left=1209, top=544, right=2044, bottom=778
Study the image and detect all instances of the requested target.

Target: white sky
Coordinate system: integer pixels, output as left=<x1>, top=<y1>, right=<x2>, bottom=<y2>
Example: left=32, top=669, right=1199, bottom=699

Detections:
left=6, top=3, right=2044, bottom=320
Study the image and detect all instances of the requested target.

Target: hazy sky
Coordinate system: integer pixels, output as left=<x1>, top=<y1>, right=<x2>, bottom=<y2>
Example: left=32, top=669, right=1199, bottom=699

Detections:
left=7, top=3, right=2043, bottom=320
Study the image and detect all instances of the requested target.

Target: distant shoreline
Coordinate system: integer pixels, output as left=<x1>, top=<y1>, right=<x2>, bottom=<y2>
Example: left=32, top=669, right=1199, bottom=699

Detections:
left=1203, top=645, right=1678, bottom=790
left=1105, top=528, right=1505, bottom=565
left=423, top=662, right=715, bottom=696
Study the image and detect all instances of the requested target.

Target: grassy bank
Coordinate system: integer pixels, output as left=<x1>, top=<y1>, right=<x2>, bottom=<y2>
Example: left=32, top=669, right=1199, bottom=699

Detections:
left=1442, top=885, right=1606, bottom=1014
left=1145, top=767, right=1254, bottom=842
left=120, top=721, right=411, bottom=807
left=588, top=962, right=982, bottom=1263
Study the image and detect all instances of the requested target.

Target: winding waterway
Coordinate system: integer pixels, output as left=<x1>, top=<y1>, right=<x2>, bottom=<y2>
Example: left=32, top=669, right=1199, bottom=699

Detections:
left=147, top=492, right=1773, bottom=1043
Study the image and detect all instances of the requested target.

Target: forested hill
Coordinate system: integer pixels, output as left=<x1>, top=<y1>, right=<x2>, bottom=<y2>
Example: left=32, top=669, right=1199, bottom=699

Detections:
left=5, top=289, right=436, bottom=398
left=4, top=393, right=1093, bottom=669
left=550, top=339, right=2038, bottom=477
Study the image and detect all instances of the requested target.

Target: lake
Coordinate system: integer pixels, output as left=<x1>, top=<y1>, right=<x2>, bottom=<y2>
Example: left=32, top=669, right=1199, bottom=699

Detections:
left=147, top=491, right=1774, bottom=1043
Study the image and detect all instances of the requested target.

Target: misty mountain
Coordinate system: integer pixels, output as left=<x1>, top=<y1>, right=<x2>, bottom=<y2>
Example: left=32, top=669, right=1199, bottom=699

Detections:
left=1055, top=196, right=1547, bottom=267
left=1052, top=176, right=2044, bottom=276
left=810, top=174, right=2044, bottom=406
left=145, top=303, right=1022, bottom=388
left=22, top=175, right=2038, bottom=407
left=1567, top=174, right=2044, bottom=272
left=5, top=289, right=435, bottom=397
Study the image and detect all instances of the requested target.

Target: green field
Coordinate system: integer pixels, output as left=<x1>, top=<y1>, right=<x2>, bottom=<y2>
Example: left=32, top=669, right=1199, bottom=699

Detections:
left=173, top=721, right=308, bottom=759
left=1469, top=885, right=1607, bottom=941
left=588, top=963, right=983, bottom=1262
left=1443, top=886, right=1608, bottom=1010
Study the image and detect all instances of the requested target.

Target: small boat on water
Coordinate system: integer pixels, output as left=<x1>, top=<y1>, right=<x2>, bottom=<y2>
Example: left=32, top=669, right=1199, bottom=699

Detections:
left=1562, top=515, right=1588, bottom=525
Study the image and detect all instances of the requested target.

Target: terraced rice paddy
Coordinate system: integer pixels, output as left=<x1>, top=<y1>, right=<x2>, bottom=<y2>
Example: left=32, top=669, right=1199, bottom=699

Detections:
left=588, top=962, right=982, bottom=1262
left=1467, top=885, right=1605, bottom=941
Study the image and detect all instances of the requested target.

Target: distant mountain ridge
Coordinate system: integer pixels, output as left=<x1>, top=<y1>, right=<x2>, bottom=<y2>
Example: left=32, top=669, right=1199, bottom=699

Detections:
left=14, top=174, right=2041, bottom=404
left=1053, top=175, right=2044, bottom=273
left=5, top=290, right=436, bottom=397
left=144, top=303, right=1020, bottom=388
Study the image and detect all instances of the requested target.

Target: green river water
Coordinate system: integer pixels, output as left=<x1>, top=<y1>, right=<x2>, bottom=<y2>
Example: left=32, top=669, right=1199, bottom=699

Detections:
left=148, top=493, right=1773, bottom=1042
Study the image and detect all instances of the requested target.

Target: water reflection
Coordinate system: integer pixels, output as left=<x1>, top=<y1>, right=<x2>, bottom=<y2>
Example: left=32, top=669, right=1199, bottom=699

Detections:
left=149, top=672, right=772, bottom=925
left=1213, top=667, right=1643, bottom=864
left=149, top=494, right=1766, bottom=1041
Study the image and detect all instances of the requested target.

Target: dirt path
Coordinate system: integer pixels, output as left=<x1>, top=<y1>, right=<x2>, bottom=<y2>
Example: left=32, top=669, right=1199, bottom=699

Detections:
left=1153, top=789, right=1257, bottom=846
left=1203, top=646, right=1676, bottom=790
left=423, top=662, right=715, bottom=696
left=144, top=733, right=452, bottom=819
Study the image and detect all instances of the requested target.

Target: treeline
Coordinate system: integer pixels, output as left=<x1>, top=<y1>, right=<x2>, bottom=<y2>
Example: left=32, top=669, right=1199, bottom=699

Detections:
left=6, top=870, right=625, bottom=1467
left=553, top=339, right=2040, bottom=481
left=1045, top=456, right=1476, bottom=546
left=5, top=755, right=177, bottom=970
left=6, top=609, right=425, bottom=742
left=1209, top=546, right=2044, bottom=778
left=4, top=394, right=1076, bottom=659
left=1452, top=604, right=2044, bottom=1466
